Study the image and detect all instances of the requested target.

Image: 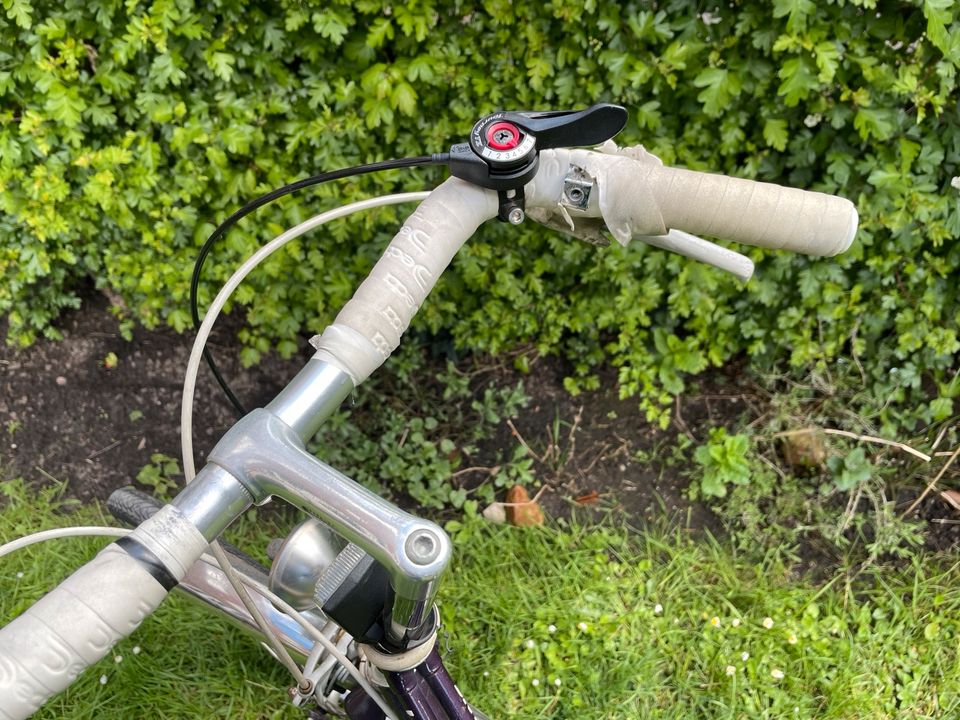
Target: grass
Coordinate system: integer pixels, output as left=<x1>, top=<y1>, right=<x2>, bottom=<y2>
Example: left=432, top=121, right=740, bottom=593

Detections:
left=2, top=479, right=959, bottom=719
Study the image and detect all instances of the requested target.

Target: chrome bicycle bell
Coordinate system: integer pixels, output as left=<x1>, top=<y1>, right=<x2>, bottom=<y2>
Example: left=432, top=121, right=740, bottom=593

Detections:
left=268, top=517, right=344, bottom=611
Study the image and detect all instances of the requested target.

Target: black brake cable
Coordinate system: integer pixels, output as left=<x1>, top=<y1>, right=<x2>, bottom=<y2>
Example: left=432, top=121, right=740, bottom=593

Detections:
left=191, top=154, right=450, bottom=416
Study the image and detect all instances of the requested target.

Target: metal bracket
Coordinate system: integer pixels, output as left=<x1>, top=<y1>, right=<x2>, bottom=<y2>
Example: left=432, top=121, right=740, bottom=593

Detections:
left=561, top=164, right=593, bottom=211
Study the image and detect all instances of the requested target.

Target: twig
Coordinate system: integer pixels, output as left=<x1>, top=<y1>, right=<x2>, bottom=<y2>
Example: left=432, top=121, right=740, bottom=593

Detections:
left=506, top=418, right=545, bottom=464
left=674, top=394, right=696, bottom=441
left=902, top=444, right=960, bottom=518
left=87, top=439, right=122, bottom=460
left=565, top=405, right=583, bottom=468
left=931, top=425, right=949, bottom=452
left=497, top=485, right=549, bottom=507
left=849, top=317, right=867, bottom=386
left=770, top=427, right=931, bottom=462
left=450, top=465, right=499, bottom=479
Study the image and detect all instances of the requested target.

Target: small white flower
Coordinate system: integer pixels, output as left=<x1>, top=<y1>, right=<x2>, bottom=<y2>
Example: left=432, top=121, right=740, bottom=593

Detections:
left=731, top=618, right=741, bottom=627
left=654, top=603, right=663, bottom=615
left=483, top=671, right=489, bottom=677
left=525, top=639, right=536, bottom=649
left=771, top=668, right=785, bottom=680
left=577, top=622, right=588, bottom=631
left=951, top=177, right=960, bottom=191
left=709, top=616, right=721, bottom=627
left=547, top=624, right=557, bottom=633
left=804, top=113, right=823, bottom=128
left=554, top=678, right=562, bottom=687
left=15, top=572, right=23, bottom=579
left=762, top=617, right=775, bottom=629
left=741, top=651, right=750, bottom=662
left=99, top=674, right=108, bottom=685
left=699, top=11, right=722, bottom=25
left=132, top=646, right=141, bottom=655
left=114, top=655, right=122, bottom=663
left=788, top=633, right=798, bottom=645
left=532, top=678, right=540, bottom=687
left=725, top=665, right=736, bottom=676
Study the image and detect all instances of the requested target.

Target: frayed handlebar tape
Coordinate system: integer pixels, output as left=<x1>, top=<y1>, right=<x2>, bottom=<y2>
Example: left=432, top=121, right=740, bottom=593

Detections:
left=310, top=145, right=858, bottom=386
left=532, top=143, right=858, bottom=256
left=0, top=506, right=207, bottom=720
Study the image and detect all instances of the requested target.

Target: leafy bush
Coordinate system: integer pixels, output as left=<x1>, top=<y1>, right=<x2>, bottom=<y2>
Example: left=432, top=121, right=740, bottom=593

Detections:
left=2, top=0, right=958, bottom=431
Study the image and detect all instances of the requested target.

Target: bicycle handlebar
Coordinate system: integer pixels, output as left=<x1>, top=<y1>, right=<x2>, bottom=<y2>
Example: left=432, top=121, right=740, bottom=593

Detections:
left=312, top=145, right=858, bottom=385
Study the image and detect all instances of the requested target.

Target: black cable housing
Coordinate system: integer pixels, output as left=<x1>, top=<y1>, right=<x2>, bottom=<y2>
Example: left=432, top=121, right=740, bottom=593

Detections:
left=190, top=154, right=449, bottom=415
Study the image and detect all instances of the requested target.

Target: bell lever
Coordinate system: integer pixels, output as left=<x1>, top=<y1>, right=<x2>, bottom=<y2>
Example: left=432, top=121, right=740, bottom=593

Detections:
left=447, top=102, right=627, bottom=222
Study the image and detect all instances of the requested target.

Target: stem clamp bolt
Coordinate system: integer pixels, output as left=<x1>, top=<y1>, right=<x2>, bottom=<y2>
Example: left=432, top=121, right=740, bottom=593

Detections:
left=405, top=529, right=441, bottom=566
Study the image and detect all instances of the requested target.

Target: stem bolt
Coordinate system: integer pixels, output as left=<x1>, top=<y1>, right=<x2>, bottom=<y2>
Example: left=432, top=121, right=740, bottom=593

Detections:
left=405, top=529, right=441, bottom=566
left=507, top=207, right=525, bottom=225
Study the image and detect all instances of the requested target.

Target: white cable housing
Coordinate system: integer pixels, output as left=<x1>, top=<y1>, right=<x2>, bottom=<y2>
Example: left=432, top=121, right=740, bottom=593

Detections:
left=180, top=191, right=429, bottom=480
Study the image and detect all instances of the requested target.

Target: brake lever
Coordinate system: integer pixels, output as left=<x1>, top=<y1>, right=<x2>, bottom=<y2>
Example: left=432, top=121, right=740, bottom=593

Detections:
left=636, top=230, right=755, bottom=282
left=447, top=103, right=628, bottom=223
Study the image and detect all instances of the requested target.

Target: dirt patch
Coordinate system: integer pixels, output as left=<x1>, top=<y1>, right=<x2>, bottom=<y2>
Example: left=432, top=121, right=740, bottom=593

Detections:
left=1, top=291, right=301, bottom=501
left=3, top=291, right=957, bottom=556
left=1, top=290, right=722, bottom=534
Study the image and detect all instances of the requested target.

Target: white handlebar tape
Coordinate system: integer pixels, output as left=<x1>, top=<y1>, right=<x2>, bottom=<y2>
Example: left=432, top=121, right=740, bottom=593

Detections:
left=311, top=177, right=498, bottom=384
left=312, top=146, right=857, bottom=385
left=644, top=165, right=858, bottom=256
left=530, top=146, right=857, bottom=257
left=0, top=506, right=208, bottom=720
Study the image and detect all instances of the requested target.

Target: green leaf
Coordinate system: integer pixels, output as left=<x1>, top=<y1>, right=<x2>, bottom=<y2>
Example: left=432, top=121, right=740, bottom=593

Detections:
left=929, top=397, right=954, bottom=422
left=772, top=0, right=815, bottom=32
left=44, top=86, right=85, bottom=127
left=763, top=118, right=789, bottom=151
left=3, top=0, right=33, bottom=29
left=207, top=51, right=235, bottom=82
left=693, top=68, right=743, bottom=116
left=390, top=82, right=417, bottom=116
left=854, top=108, right=897, bottom=141
left=777, top=57, right=817, bottom=106
left=312, top=10, right=350, bottom=45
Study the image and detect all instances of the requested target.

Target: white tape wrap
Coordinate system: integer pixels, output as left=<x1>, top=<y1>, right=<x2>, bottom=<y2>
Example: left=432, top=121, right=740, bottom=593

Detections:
left=312, top=177, right=498, bottom=384
left=311, top=145, right=857, bottom=385
left=0, top=506, right=207, bottom=720
left=529, top=146, right=858, bottom=256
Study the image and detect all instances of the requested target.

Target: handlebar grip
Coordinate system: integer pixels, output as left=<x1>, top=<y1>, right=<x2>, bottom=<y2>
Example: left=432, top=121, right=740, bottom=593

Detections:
left=643, top=165, right=857, bottom=257
left=0, top=506, right=207, bottom=720
left=311, top=177, right=498, bottom=385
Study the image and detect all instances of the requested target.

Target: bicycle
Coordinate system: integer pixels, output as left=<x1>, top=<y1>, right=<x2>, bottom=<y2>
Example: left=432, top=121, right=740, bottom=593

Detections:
left=0, top=103, right=857, bottom=719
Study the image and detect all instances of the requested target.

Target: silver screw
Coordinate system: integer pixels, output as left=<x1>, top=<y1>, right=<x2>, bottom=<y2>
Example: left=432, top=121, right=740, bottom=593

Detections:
left=507, top=207, right=525, bottom=225
left=405, top=529, right=441, bottom=566
left=568, top=187, right=584, bottom=203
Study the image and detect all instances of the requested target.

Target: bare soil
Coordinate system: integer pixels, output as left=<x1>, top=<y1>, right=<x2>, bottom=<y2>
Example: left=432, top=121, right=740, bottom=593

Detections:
left=2, top=290, right=956, bottom=554
left=0, top=291, right=730, bottom=532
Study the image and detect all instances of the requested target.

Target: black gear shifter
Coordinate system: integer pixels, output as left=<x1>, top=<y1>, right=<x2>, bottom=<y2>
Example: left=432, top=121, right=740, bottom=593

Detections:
left=447, top=103, right=628, bottom=223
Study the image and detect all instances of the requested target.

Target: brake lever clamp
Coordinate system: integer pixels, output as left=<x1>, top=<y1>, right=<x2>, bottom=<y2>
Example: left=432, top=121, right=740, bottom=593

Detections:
left=447, top=103, right=628, bottom=223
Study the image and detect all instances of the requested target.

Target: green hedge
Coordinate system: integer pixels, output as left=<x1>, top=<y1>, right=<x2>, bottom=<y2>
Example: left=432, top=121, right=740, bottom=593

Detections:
left=2, top=0, right=958, bottom=430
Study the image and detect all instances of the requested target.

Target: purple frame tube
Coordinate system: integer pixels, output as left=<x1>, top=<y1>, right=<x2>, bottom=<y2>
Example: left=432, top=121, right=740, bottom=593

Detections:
left=345, top=648, right=484, bottom=720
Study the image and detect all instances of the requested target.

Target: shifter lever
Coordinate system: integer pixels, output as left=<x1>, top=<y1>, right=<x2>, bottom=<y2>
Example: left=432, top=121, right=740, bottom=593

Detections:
left=447, top=103, right=628, bottom=222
